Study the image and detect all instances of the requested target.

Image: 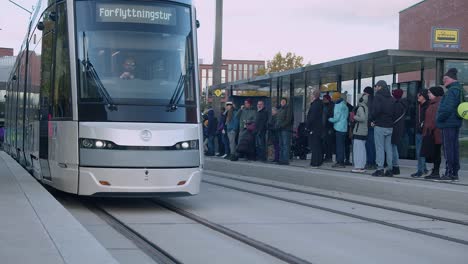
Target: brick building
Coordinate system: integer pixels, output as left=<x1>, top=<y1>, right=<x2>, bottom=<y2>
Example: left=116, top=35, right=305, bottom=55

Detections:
left=0, top=48, right=13, bottom=57
left=399, top=0, right=468, bottom=86
left=199, top=59, right=265, bottom=97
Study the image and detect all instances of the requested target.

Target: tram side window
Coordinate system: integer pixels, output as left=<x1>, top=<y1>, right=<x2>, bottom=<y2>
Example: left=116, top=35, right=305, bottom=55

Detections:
left=39, top=6, right=55, bottom=116
left=52, top=3, right=72, bottom=119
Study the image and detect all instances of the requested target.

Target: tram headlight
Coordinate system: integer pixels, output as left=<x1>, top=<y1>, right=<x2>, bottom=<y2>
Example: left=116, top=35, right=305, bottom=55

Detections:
left=95, top=140, right=105, bottom=148
left=174, top=140, right=199, bottom=150
left=80, top=138, right=114, bottom=149
left=82, top=139, right=94, bottom=148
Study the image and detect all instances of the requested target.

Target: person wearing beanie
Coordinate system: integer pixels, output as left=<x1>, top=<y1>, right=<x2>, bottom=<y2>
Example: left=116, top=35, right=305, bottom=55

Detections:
left=422, top=86, right=445, bottom=180
left=332, top=92, right=342, bottom=101
left=429, top=86, right=445, bottom=97
left=370, top=80, right=394, bottom=177
left=437, top=67, right=463, bottom=181
left=363, top=86, right=376, bottom=170
left=328, top=91, right=349, bottom=168
left=322, top=93, right=335, bottom=162
left=411, top=89, right=430, bottom=177
left=391, top=88, right=408, bottom=175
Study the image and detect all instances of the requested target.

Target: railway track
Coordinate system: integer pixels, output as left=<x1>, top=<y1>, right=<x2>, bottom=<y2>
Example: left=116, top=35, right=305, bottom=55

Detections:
left=204, top=173, right=468, bottom=246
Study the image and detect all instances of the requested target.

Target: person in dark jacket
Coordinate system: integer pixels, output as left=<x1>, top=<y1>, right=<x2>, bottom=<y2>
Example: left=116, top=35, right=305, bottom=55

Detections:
left=370, top=80, right=394, bottom=177
left=277, top=98, right=293, bottom=165
left=363, top=86, right=377, bottom=170
left=391, top=88, right=408, bottom=175
left=322, top=94, right=335, bottom=162
left=306, top=88, right=323, bottom=167
left=423, top=86, right=444, bottom=180
left=436, top=68, right=464, bottom=181
left=411, top=89, right=430, bottom=177
left=255, top=100, right=269, bottom=161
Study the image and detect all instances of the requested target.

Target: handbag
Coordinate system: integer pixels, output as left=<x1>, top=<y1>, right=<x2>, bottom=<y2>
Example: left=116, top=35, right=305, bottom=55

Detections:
left=420, top=130, right=435, bottom=163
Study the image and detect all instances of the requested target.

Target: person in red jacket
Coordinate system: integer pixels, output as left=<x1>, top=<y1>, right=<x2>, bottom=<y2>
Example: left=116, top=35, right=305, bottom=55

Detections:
left=422, top=86, right=444, bottom=180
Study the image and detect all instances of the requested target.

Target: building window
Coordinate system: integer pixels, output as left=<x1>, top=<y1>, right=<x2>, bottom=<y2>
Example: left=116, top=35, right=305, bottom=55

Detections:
left=202, top=69, right=206, bottom=78
left=228, top=70, right=232, bottom=82
left=228, top=64, right=232, bottom=71
left=208, top=69, right=213, bottom=86
left=249, top=64, right=253, bottom=77
left=222, top=69, right=226, bottom=83
left=244, top=64, right=248, bottom=79
left=233, top=64, right=237, bottom=71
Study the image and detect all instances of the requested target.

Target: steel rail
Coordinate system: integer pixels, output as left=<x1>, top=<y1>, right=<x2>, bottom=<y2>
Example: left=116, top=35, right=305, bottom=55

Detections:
left=203, top=178, right=468, bottom=246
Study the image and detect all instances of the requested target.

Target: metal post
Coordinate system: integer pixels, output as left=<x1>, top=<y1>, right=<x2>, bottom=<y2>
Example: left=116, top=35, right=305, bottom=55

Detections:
left=337, top=75, right=342, bottom=92
left=212, top=0, right=223, bottom=113
left=357, top=71, right=362, bottom=94
left=353, top=78, right=357, bottom=106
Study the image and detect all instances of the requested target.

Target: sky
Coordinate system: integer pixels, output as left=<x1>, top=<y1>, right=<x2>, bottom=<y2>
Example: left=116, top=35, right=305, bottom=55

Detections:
left=1, top=0, right=423, bottom=65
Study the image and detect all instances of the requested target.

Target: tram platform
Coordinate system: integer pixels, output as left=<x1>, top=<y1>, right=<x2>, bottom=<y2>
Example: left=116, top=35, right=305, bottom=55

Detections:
left=0, top=151, right=117, bottom=264
left=204, top=157, right=468, bottom=215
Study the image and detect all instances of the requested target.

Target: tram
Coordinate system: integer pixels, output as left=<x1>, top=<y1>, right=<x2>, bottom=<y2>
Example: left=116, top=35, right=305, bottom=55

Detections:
left=4, top=0, right=203, bottom=196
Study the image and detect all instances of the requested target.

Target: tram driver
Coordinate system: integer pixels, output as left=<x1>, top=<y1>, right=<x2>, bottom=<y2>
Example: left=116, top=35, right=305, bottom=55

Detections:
left=120, top=57, right=137, bottom=80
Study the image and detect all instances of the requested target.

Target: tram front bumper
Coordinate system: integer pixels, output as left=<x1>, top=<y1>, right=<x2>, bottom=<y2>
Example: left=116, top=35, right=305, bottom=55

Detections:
left=78, top=167, right=202, bottom=196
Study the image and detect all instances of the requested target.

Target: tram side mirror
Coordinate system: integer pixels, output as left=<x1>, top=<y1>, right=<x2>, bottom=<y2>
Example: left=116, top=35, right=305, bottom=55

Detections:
left=12, top=75, right=17, bottom=81
left=37, top=22, right=44, bottom=31
left=49, top=12, right=57, bottom=21
left=196, top=20, right=200, bottom=28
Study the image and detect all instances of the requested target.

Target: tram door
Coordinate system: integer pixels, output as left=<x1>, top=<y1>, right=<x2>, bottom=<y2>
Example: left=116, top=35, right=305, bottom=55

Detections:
left=37, top=6, right=57, bottom=181
left=395, top=80, right=421, bottom=160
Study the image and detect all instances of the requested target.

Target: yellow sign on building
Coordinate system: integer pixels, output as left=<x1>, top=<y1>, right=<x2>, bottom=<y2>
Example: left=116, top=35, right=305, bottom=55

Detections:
left=214, top=89, right=223, bottom=97
left=432, top=27, right=460, bottom=49
left=434, top=29, right=459, bottom=43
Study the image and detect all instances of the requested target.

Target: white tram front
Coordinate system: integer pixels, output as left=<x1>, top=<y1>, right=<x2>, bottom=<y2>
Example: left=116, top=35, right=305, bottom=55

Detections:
left=4, top=0, right=203, bottom=196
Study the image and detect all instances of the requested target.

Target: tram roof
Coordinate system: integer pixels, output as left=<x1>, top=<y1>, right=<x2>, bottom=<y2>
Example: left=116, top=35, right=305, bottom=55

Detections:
left=208, top=49, right=468, bottom=91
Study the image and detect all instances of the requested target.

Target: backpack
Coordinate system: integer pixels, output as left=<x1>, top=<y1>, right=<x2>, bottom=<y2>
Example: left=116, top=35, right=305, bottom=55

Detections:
left=456, top=87, right=468, bottom=120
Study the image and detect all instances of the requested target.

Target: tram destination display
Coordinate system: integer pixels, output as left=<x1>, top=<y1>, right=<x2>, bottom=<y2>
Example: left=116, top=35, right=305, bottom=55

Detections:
left=96, top=3, right=177, bottom=26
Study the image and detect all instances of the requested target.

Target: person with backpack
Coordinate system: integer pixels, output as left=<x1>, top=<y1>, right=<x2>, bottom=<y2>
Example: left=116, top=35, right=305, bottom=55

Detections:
left=351, top=94, right=369, bottom=173
left=391, top=88, right=408, bottom=175
left=225, top=102, right=238, bottom=160
left=436, top=68, right=464, bottom=181
left=422, top=86, right=445, bottom=180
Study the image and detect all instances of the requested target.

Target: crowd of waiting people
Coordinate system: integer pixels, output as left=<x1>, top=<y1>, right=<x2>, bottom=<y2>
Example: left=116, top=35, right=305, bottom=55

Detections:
left=203, top=68, right=464, bottom=182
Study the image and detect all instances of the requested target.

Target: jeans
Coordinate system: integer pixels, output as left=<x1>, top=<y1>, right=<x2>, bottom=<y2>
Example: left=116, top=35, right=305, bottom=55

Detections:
left=222, top=133, right=230, bottom=155
left=228, top=131, right=237, bottom=156
left=207, top=135, right=215, bottom=155
left=415, top=133, right=427, bottom=173
left=392, top=144, right=399, bottom=167
left=374, top=126, right=393, bottom=170
left=442, top=128, right=460, bottom=176
left=256, top=132, right=267, bottom=161
left=279, top=130, right=291, bottom=163
left=365, top=127, right=376, bottom=165
left=335, top=132, right=346, bottom=164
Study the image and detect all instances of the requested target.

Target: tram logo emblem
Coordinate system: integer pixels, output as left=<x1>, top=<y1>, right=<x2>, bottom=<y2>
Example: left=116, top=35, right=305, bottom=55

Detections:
left=140, top=130, right=152, bottom=141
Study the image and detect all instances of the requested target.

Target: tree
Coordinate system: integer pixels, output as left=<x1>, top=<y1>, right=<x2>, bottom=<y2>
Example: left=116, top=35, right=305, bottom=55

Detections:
left=256, top=52, right=305, bottom=75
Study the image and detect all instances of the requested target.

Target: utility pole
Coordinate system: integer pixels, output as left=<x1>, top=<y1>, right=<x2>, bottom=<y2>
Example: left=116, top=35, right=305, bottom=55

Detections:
left=212, top=0, right=223, bottom=114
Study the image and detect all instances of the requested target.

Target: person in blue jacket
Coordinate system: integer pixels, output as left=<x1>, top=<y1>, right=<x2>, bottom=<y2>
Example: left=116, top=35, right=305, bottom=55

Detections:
left=329, top=92, right=349, bottom=168
left=436, top=68, right=464, bottom=181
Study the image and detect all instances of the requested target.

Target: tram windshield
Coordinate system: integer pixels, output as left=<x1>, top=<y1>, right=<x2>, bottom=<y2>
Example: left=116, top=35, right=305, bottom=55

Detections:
left=75, top=1, right=196, bottom=111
